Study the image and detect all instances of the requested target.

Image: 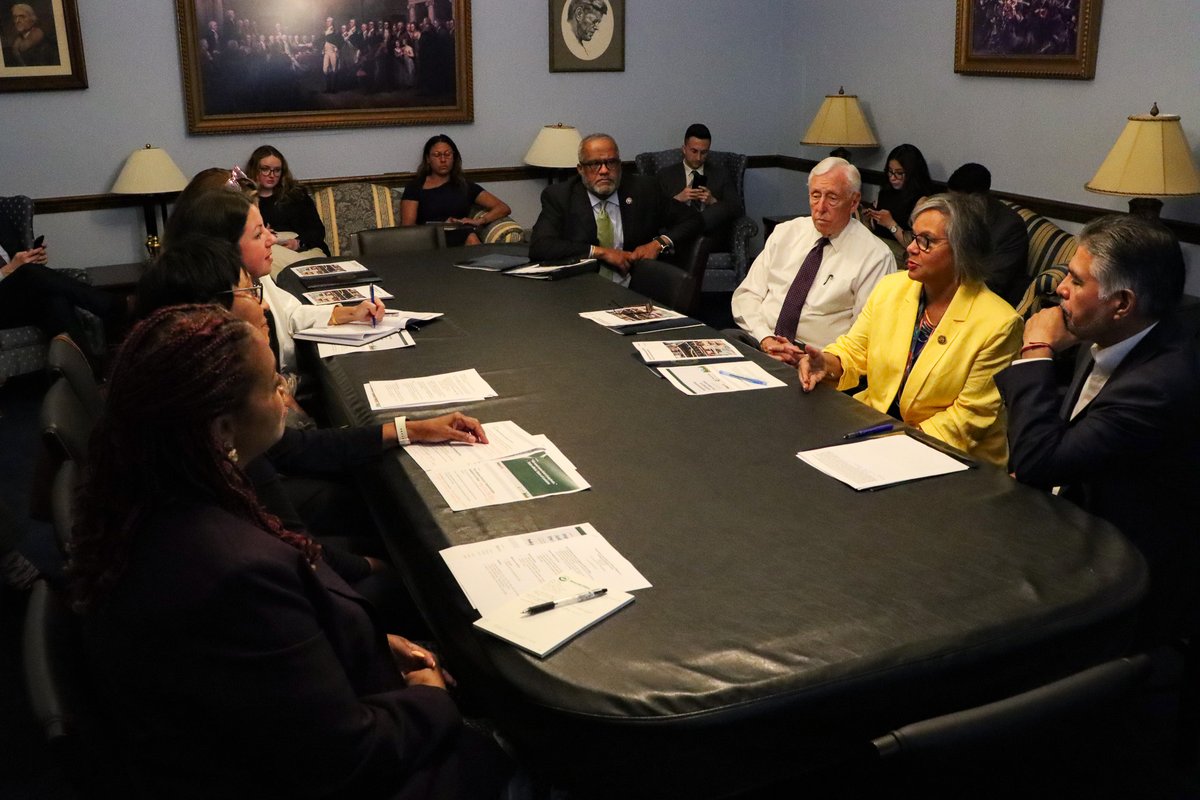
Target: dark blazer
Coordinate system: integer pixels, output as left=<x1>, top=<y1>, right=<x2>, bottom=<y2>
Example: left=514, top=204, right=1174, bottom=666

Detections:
left=996, top=319, right=1200, bottom=641
left=81, top=501, right=510, bottom=799
left=529, top=173, right=702, bottom=262
left=655, top=161, right=743, bottom=236
left=265, top=423, right=383, bottom=478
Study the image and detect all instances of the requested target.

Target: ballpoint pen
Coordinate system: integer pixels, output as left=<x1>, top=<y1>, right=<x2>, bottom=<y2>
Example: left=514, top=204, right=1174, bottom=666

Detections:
left=523, top=588, right=608, bottom=615
left=843, top=423, right=895, bottom=440
left=369, top=283, right=376, bottom=327
left=719, top=369, right=767, bottom=386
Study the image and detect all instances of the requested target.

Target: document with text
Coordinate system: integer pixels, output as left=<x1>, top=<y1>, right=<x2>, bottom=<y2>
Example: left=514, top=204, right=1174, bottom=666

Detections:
left=403, top=419, right=540, bottom=472
left=797, top=433, right=970, bottom=490
left=301, top=284, right=395, bottom=306
left=365, top=367, right=497, bottom=411
left=317, top=329, right=414, bottom=358
left=425, top=442, right=589, bottom=511
left=659, top=361, right=786, bottom=395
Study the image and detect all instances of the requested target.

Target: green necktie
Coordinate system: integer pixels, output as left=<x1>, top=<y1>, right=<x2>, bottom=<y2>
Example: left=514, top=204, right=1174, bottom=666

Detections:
left=595, top=201, right=614, bottom=249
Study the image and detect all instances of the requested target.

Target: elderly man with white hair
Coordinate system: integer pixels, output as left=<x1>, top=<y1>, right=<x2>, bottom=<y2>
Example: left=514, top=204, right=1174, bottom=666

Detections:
left=732, top=157, right=895, bottom=364
left=9, top=3, right=56, bottom=66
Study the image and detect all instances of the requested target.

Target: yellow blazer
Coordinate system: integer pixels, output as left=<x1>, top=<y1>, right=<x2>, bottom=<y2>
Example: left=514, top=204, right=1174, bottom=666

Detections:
left=824, top=272, right=1023, bottom=465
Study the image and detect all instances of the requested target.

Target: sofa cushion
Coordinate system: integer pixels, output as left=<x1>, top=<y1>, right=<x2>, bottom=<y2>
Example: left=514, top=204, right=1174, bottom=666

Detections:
left=311, top=184, right=402, bottom=256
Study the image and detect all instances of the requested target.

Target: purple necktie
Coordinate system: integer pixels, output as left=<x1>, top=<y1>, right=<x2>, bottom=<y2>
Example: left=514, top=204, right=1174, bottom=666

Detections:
left=774, top=237, right=829, bottom=338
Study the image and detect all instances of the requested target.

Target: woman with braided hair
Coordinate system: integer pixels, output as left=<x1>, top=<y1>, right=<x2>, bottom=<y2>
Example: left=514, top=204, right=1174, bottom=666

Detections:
left=70, top=305, right=512, bottom=798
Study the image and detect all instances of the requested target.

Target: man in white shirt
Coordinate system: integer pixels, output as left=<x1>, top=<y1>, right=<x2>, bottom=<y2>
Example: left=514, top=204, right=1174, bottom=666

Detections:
left=731, top=157, right=894, bottom=364
left=996, top=214, right=1200, bottom=645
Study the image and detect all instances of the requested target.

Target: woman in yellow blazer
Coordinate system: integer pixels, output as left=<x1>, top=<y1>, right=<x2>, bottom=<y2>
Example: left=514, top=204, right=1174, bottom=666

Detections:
left=799, top=193, right=1022, bottom=465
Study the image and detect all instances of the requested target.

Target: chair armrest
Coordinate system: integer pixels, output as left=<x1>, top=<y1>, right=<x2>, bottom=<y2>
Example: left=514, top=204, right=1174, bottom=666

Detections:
left=731, top=216, right=759, bottom=279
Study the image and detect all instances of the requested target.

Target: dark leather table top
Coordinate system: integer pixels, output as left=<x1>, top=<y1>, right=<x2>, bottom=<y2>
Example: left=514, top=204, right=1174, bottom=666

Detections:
left=281, top=245, right=1146, bottom=797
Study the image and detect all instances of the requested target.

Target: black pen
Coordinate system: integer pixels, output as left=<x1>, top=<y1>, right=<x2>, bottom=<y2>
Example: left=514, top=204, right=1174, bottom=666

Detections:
left=843, top=423, right=895, bottom=440
left=523, top=588, right=608, bottom=615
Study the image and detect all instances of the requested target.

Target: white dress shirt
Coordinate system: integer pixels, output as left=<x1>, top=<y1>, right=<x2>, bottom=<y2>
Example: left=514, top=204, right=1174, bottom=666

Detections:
left=260, top=275, right=335, bottom=373
left=1069, top=322, right=1157, bottom=418
left=732, top=216, right=895, bottom=348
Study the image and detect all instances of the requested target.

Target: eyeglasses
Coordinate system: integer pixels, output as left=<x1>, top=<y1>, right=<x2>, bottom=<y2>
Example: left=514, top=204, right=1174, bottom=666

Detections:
left=579, top=158, right=620, bottom=173
left=911, top=233, right=948, bottom=253
left=885, top=168, right=906, bottom=179
left=258, top=165, right=282, bottom=175
left=224, top=283, right=263, bottom=303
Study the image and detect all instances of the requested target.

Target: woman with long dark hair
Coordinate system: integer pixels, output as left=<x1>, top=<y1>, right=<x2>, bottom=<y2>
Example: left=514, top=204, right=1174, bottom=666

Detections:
left=864, top=142, right=934, bottom=249
left=244, top=145, right=331, bottom=256
left=70, top=304, right=511, bottom=797
left=400, top=134, right=511, bottom=245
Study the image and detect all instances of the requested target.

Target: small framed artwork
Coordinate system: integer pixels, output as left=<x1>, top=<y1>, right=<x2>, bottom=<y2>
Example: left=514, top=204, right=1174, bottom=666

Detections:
left=175, top=0, right=473, bottom=135
left=550, top=0, right=623, bottom=73
left=954, top=0, right=1102, bottom=80
left=0, top=0, right=88, bottom=92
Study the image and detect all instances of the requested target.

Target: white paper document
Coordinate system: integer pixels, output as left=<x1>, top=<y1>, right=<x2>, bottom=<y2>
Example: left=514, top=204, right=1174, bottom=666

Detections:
left=425, top=443, right=589, bottom=511
left=579, top=305, right=686, bottom=328
left=403, top=419, right=540, bottom=472
left=291, top=259, right=369, bottom=278
left=440, top=522, right=651, bottom=613
left=317, top=329, right=414, bottom=358
left=365, top=368, right=497, bottom=411
left=473, top=574, right=635, bottom=658
left=658, top=361, right=786, bottom=395
left=633, top=338, right=741, bottom=365
left=302, top=285, right=395, bottom=306
left=797, top=433, right=970, bottom=491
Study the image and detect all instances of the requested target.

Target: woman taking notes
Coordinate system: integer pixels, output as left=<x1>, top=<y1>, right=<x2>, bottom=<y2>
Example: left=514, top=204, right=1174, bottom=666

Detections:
left=799, top=193, right=1022, bottom=465
left=401, top=134, right=511, bottom=246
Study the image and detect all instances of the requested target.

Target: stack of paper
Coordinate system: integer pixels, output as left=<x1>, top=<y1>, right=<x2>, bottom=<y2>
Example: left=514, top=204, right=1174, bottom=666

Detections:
left=797, top=433, right=971, bottom=490
left=365, top=368, right=497, bottom=411
left=505, top=258, right=598, bottom=280
left=298, top=310, right=442, bottom=348
left=579, top=305, right=701, bottom=335
left=302, top=285, right=395, bottom=306
left=633, top=338, right=742, bottom=365
left=317, top=329, right=414, bottom=358
left=658, top=361, right=786, bottom=395
left=404, top=419, right=589, bottom=511
left=290, top=259, right=381, bottom=289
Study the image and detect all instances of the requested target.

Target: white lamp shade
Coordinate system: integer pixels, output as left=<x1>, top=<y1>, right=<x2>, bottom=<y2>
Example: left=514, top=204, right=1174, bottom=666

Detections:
left=524, top=124, right=582, bottom=168
left=1086, top=112, right=1200, bottom=197
left=112, top=145, right=189, bottom=195
left=801, top=92, right=878, bottom=148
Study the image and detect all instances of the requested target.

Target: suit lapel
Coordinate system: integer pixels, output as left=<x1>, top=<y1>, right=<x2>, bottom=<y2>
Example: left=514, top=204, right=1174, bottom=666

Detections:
left=570, top=180, right=599, bottom=243
left=1060, top=347, right=1094, bottom=419
left=899, top=282, right=978, bottom=412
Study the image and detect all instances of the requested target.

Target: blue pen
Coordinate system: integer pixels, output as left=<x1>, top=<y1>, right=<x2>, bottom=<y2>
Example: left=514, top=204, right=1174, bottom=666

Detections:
left=369, top=283, right=376, bottom=327
left=843, top=423, right=895, bottom=440
left=719, top=369, right=767, bottom=386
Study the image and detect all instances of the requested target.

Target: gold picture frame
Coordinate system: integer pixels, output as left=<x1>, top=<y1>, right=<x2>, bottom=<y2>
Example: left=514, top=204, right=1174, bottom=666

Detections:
left=955, top=0, right=1102, bottom=80
left=175, top=0, right=472, bottom=134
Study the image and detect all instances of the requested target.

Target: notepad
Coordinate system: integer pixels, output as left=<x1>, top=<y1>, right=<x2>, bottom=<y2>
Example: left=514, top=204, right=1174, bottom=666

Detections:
left=473, top=574, right=634, bottom=658
left=797, top=433, right=970, bottom=490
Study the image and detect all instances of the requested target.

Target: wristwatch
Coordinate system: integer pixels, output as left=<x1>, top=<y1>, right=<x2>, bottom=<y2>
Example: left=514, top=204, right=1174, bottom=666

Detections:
left=653, top=235, right=673, bottom=255
left=888, top=224, right=898, bottom=234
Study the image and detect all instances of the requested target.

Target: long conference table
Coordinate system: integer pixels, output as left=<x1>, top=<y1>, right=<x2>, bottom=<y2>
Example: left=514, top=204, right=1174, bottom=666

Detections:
left=280, top=245, right=1145, bottom=797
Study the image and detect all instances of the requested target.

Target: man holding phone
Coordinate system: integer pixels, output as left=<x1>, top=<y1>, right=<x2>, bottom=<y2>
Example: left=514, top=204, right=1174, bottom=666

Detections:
left=657, top=123, right=743, bottom=249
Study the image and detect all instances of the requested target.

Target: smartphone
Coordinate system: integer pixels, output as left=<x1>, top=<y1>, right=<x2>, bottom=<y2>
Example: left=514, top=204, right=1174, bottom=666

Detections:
left=691, top=173, right=707, bottom=189
left=32, top=235, right=45, bottom=248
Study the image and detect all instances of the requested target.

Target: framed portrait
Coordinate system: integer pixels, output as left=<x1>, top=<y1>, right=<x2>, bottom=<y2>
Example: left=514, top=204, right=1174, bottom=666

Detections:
left=955, top=0, right=1102, bottom=80
left=549, top=0, right=623, bottom=72
left=175, top=0, right=472, bottom=135
left=0, top=0, right=87, bottom=92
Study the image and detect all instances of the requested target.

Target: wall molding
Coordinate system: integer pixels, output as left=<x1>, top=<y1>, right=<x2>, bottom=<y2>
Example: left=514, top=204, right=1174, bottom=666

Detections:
left=33, top=156, right=1200, bottom=245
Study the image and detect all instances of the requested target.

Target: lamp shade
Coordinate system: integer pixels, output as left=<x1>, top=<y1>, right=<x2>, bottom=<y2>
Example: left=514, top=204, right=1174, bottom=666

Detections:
left=524, top=124, right=582, bottom=168
left=1085, top=109, right=1200, bottom=197
left=112, top=144, right=189, bottom=195
left=801, top=89, right=878, bottom=148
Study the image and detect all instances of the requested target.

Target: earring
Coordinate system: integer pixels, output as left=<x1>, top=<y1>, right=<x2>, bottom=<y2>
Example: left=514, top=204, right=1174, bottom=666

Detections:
left=226, top=445, right=239, bottom=463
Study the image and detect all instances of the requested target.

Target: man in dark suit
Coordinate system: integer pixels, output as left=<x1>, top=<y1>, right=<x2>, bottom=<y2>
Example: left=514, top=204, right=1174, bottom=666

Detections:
left=530, top=132, right=702, bottom=285
left=996, top=214, right=1200, bottom=645
left=947, top=162, right=1029, bottom=306
left=656, top=123, right=744, bottom=249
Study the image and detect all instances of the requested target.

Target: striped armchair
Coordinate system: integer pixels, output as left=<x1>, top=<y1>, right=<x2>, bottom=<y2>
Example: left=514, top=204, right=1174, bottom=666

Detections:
left=1003, top=201, right=1078, bottom=318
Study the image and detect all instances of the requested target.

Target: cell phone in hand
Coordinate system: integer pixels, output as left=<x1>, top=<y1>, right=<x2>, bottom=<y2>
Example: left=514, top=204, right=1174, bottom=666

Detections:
left=33, top=235, right=45, bottom=248
left=691, top=173, right=707, bottom=189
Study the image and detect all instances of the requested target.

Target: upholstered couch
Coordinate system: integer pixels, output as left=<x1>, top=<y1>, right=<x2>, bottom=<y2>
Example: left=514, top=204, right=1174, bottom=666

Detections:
left=309, top=182, right=524, bottom=257
left=1003, top=200, right=1079, bottom=318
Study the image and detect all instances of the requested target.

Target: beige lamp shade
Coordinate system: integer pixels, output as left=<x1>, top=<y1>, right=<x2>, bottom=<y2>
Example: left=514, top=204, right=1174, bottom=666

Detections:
left=524, top=124, right=583, bottom=168
left=112, top=144, right=189, bottom=195
left=801, top=89, right=878, bottom=148
left=1086, top=109, right=1200, bottom=197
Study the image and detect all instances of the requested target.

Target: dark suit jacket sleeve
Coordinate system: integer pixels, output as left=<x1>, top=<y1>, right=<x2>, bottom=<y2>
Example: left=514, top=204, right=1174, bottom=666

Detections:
left=995, top=347, right=1187, bottom=489
left=623, top=175, right=701, bottom=250
left=529, top=181, right=594, bottom=261
left=265, top=424, right=383, bottom=477
left=701, top=163, right=744, bottom=232
left=986, top=199, right=1030, bottom=304
left=288, top=190, right=331, bottom=256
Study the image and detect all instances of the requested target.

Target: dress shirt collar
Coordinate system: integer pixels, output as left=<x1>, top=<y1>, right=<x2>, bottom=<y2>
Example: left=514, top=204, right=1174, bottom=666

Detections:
left=588, top=191, right=616, bottom=212
left=1089, top=321, right=1157, bottom=376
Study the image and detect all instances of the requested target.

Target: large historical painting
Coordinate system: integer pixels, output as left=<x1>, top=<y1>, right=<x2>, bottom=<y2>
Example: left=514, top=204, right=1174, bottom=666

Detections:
left=0, top=0, right=87, bottom=92
left=549, top=0, right=623, bottom=73
left=955, top=0, right=1102, bottom=80
left=176, top=0, right=471, bottom=134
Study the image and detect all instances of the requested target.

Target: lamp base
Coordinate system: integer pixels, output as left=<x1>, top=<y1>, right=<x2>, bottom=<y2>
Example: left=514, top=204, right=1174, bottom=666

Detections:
left=145, top=234, right=161, bottom=259
left=1127, top=197, right=1163, bottom=220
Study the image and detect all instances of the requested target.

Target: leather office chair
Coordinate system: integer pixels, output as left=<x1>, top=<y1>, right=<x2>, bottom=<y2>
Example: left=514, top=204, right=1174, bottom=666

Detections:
left=23, top=579, right=136, bottom=794
left=50, top=459, right=78, bottom=558
left=46, top=334, right=103, bottom=415
left=633, top=150, right=759, bottom=294
left=352, top=224, right=446, bottom=258
left=40, top=377, right=95, bottom=464
left=629, top=237, right=710, bottom=317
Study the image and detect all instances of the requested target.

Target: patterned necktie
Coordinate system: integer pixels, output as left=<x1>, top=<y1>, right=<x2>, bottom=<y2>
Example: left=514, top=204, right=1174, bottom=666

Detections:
left=774, top=237, right=829, bottom=338
left=595, top=200, right=614, bottom=249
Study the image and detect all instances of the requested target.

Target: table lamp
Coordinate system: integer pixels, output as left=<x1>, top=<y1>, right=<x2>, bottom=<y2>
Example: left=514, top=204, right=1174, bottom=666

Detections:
left=1085, top=104, right=1200, bottom=220
left=524, top=124, right=582, bottom=183
left=800, top=87, right=879, bottom=162
left=112, top=144, right=189, bottom=258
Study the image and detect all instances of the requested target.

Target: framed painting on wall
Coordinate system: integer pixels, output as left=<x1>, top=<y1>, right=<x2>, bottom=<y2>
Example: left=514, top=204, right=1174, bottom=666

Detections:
left=175, top=0, right=472, bottom=134
left=0, top=0, right=88, bottom=92
left=955, top=0, right=1102, bottom=80
left=549, top=0, right=623, bottom=72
